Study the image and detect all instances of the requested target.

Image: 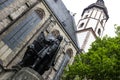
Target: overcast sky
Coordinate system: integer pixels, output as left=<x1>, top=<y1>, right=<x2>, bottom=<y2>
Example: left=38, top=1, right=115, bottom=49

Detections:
left=62, top=0, right=120, bottom=37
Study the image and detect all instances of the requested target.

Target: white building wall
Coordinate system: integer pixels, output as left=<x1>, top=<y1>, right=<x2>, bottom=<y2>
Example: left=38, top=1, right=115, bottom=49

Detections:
left=84, top=32, right=96, bottom=52
left=86, top=19, right=98, bottom=30
left=91, top=9, right=97, bottom=18
left=77, top=19, right=88, bottom=30
left=95, top=10, right=102, bottom=19
left=76, top=31, right=88, bottom=49
left=100, top=11, right=106, bottom=22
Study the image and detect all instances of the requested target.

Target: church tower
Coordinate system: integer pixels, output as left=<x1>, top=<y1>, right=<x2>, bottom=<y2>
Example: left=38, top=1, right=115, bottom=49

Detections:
left=76, top=0, right=109, bottom=52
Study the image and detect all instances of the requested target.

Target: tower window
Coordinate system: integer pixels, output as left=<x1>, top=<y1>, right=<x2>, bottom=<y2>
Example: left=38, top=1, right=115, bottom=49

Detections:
left=98, top=28, right=101, bottom=36
left=79, top=23, right=84, bottom=28
left=101, top=20, right=103, bottom=25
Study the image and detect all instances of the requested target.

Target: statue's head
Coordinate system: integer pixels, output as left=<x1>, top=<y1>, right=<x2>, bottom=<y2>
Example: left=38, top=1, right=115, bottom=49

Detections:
left=46, top=33, right=56, bottom=42
left=28, top=44, right=35, bottom=49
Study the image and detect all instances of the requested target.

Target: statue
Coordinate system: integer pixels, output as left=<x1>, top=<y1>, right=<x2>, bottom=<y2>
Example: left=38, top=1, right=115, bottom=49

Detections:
left=0, top=32, right=63, bottom=80
left=18, top=32, right=63, bottom=75
left=18, top=31, right=46, bottom=67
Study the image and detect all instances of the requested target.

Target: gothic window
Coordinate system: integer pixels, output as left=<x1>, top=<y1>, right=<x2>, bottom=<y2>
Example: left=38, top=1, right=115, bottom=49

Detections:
left=54, top=53, right=70, bottom=80
left=54, top=49, right=73, bottom=79
left=98, top=28, right=101, bottom=36
left=79, top=23, right=84, bottom=28
left=54, top=53, right=64, bottom=70
left=51, top=29, right=60, bottom=38
left=35, top=8, right=45, bottom=19
left=66, top=48, right=73, bottom=58
left=3, top=12, right=41, bottom=49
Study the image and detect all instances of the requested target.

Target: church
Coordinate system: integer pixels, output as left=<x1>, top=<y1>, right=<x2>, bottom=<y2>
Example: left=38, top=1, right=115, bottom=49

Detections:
left=0, top=0, right=109, bottom=80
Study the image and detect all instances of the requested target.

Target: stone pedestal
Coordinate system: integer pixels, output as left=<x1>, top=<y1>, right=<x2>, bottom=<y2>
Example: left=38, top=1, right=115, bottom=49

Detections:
left=12, top=67, right=44, bottom=80
left=0, top=67, right=44, bottom=80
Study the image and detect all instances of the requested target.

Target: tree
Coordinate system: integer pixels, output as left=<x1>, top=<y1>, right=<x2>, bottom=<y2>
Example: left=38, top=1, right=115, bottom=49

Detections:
left=62, top=26, right=120, bottom=80
left=115, top=24, right=120, bottom=37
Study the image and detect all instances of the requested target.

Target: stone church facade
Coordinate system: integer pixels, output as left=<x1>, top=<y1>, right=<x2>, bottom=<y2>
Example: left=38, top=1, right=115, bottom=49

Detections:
left=0, top=0, right=79, bottom=80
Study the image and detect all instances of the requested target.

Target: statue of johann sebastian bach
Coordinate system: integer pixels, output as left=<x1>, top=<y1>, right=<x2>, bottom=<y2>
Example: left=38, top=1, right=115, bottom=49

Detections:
left=18, top=31, right=63, bottom=75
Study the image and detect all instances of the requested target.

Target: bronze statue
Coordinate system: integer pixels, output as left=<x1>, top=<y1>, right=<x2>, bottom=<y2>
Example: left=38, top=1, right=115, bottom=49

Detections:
left=18, top=32, right=63, bottom=75
left=18, top=32, right=46, bottom=67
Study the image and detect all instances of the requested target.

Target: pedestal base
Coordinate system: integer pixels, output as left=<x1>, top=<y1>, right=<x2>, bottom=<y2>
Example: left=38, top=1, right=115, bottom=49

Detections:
left=12, top=67, right=44, bottom=80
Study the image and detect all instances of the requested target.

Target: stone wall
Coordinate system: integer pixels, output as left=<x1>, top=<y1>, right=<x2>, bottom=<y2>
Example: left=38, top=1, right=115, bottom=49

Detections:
left=0, top=0, right=78, bottom=80
left=0, top=0, right=51, bottom=68
left=0, top=0, right=37, bottom=32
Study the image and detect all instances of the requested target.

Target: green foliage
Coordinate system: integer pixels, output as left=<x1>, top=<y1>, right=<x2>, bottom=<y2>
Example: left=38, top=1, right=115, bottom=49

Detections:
left=115, top=24, right=120, bottom=37
left=62, top=26, right=120, bottom=80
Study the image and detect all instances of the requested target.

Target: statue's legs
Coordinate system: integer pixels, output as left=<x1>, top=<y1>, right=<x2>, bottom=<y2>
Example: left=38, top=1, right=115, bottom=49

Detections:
left=30, top=57, right=42, bottom=70
left=19, top=49, right=36, bottom=67
left=37, top=55, right=51, bottom=75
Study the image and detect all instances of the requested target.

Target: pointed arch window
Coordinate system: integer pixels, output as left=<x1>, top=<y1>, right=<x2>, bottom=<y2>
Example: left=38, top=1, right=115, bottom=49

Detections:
left=3, top=11, right=41, bottom=49
left=54, top=49, right=73, bottom=80
left=35, top=8, right=45, bottom=19
left=51, top=29, right=60, bottom=38
left=79, top=23, right=84, bottom=28
left=66, top=48, right=73, bottom=58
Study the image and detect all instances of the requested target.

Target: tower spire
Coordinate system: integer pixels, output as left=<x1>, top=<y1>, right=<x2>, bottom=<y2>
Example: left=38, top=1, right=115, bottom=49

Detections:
left=96, top=0, right=104, bottom=6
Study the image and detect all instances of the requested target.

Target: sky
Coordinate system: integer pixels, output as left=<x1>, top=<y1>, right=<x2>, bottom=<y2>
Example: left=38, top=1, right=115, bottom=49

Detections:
left=62, top=0, right=120, bottom=37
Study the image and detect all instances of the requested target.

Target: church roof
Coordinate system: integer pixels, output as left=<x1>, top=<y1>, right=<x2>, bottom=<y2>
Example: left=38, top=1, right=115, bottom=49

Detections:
left=82, top=0, right=109, bottom=20
left=43, top=0, right=78, bottom=46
